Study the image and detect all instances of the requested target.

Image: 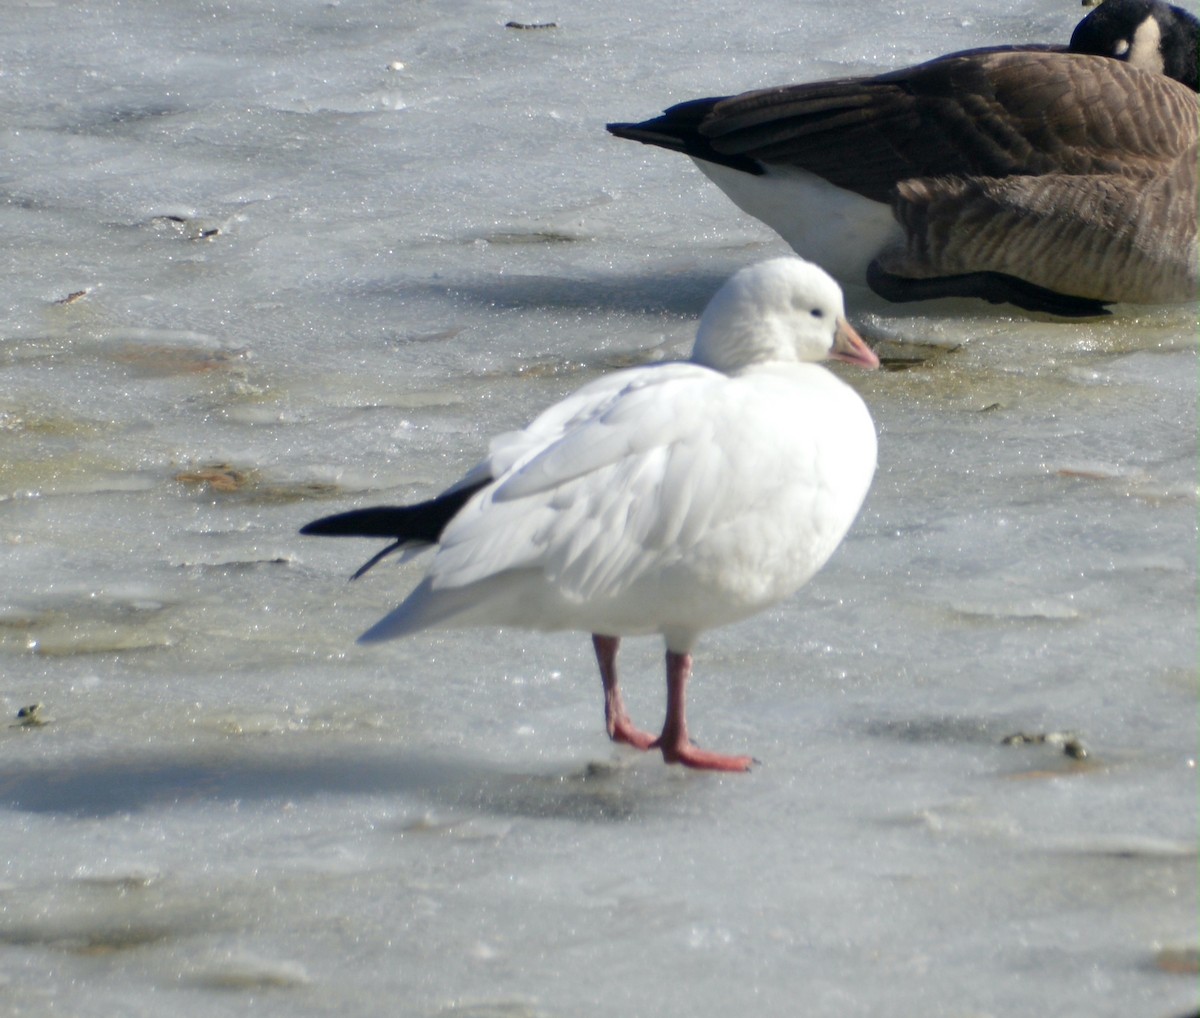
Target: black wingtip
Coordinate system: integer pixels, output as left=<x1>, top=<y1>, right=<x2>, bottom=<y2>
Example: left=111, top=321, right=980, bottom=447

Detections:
left=300, top=479, right=491, bottom=545
left=605, top=121, right=638, bottom=137
left=348, top=540, right=405, bottom=581
left=606, top=102, right=765, bottom=176
left=605, top=118, right=691, bottom=151
left=299, top=507, right=412, bottom=538
left=300, top=511, right=422, bottom=581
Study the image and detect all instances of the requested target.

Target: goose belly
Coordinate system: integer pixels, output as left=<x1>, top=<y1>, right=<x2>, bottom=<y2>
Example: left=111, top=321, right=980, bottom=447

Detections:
left=695, top=160, right=900, bottom=286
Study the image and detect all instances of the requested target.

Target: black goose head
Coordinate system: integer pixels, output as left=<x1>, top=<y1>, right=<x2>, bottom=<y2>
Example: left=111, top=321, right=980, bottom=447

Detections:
left=1070, top=0, right=1200, bottom=90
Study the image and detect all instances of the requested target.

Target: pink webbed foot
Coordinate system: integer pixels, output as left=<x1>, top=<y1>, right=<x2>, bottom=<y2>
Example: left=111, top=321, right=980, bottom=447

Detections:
left=654, top=649, right=755, bottom=772
left=593, top=633, right=657, bottom=753
left=655, top=739, right=755, bottom=772
left=592, top=636, right=757, bottom=770
left=609, top=714, right=658, bottom=752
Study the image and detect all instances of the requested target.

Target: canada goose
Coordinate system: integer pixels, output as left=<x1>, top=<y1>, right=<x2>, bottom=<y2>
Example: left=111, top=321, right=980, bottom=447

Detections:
left=607, top=0, right=1200, bottom=317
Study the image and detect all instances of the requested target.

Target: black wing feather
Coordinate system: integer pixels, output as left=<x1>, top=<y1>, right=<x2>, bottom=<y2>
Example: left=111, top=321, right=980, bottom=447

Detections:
left=300, top=478, right=491, bottom=579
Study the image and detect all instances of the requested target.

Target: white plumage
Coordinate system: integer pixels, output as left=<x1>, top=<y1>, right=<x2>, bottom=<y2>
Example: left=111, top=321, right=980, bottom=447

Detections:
left=303, top=257, right=879, bottom=770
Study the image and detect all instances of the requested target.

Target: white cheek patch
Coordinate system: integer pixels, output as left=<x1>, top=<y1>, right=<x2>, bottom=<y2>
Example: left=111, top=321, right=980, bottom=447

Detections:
left=1113, top=38, right=1131, bottom=56
left=1128, top=15, right=1166, bottom=74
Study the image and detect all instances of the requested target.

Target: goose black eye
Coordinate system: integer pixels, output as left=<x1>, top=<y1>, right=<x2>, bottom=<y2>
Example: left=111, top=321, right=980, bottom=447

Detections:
left=810, top=308, right=824, bottom=318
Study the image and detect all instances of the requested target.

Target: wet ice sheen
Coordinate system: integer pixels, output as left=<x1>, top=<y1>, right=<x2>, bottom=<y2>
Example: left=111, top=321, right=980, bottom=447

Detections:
left=0, top=1, right=1196, bottom=1016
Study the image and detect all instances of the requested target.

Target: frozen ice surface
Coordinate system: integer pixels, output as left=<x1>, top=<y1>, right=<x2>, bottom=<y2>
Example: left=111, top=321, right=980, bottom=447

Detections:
left=0, top=1, right=1195, bottom=1016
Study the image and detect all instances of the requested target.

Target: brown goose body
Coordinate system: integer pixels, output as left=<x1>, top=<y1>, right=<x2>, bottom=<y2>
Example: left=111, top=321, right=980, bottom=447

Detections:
left=610, top=48, right=1199, bottom=316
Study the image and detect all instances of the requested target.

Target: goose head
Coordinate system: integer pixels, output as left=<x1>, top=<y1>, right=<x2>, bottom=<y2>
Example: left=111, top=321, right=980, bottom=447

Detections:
left=691, top=258, right=879, bottom=374
left=1070, top=0, right=1200, bottom=90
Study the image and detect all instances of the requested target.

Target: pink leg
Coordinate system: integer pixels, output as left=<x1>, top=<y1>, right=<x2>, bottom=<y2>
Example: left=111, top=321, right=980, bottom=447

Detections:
left=592, top=634, right=656, bottom=750
left=652, top=650, right=754, bottom=772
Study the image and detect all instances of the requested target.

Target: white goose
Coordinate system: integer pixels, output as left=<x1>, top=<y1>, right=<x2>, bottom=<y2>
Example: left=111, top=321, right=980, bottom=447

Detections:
left=608, top=0, right=1200, bottom=317
left=302, top=258, right=879, bottom=771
